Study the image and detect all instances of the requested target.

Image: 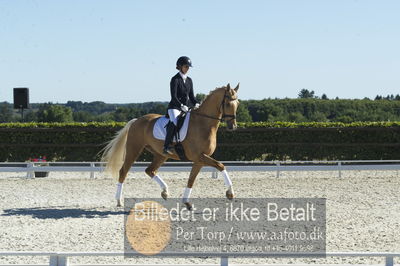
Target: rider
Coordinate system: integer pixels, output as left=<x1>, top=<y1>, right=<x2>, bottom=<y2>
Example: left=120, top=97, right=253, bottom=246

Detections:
left=163, top=56, right=200, bottom=155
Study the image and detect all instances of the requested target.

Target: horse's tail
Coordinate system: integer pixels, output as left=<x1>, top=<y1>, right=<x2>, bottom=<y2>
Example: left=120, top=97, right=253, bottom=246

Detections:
left=100, top=118, right=137, bottom=180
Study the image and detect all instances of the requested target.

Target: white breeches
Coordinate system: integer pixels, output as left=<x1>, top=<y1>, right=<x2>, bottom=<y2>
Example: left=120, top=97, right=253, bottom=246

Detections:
left=168, top=108, right=181, bottom=126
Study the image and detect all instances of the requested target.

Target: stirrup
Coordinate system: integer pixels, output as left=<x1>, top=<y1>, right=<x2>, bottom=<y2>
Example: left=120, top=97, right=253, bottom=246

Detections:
left=163, top=146, right=174, bottom=155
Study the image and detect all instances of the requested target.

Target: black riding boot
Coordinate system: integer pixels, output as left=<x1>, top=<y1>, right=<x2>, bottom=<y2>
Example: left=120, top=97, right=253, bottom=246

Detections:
left=163, top=122, right=176, bottom=155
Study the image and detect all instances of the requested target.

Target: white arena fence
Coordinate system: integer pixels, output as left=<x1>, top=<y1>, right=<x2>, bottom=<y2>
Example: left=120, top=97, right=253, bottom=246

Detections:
left=0, top=251, right=399, bottom=266
left=0, top=160, right=400, bottom=178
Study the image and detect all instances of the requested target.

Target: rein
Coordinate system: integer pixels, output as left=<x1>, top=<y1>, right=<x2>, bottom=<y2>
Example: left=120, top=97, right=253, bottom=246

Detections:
left=192, top=91, right=236, bottom=123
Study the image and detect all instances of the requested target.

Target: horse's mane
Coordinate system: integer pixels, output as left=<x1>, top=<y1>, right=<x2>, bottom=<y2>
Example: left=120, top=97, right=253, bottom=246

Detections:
left=200, top=86, right=226, bottom=105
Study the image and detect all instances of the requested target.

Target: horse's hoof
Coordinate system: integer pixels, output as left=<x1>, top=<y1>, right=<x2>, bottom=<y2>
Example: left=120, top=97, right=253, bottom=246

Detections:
left=161, top=189, right=169, bottom=200
left=226, top=190, right=234, bottom=200
left=184, top=202, right=192, bottom=211
left=116, top=199, right=123, bottom=207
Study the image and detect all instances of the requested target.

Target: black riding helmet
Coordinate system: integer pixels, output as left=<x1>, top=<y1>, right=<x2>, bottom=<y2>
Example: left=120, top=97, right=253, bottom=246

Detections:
left=176, top=56, right=192, bottom=69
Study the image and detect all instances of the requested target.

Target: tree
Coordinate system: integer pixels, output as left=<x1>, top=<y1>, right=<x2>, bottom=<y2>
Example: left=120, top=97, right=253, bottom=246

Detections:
left=94, top=112, right=113, bottom=122
left=298, top=89, right=315, bottom=99
left=24, top=110, right=38, bottom=122
left=195, top=93, right=206, bottom=103
left=247, top=101, right=283, bottom=122
left=321, top=94, right=328, bottom=100
left=0, top=102, right=13, bottom=122
left=148, top=104, right=167, bottom=115
left=236, top=103, right=252, bottom=122
left=65, top=101, right=84, bottom=111
left=36, top=103, right=74, bottom=122
left=73, top=111, right=95, bottom=122
left=310, top=111, right=328, bottom=122
left=111, top=107, right=143, bottom=122
left=288, top=112, right=306, bottom=122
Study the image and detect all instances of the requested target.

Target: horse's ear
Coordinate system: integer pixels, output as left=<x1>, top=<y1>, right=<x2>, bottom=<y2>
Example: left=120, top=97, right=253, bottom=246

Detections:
left=234, top=83, right=240, bottom=92
left=226, top=83, right=231, bottom=91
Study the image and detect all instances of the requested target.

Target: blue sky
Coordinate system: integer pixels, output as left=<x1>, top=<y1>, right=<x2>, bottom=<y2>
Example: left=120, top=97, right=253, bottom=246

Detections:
left=0, top=0, right=399, bottom=103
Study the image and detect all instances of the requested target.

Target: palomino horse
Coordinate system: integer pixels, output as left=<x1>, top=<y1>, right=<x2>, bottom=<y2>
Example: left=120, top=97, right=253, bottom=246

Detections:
left=101, top=83, right=239, bottom=210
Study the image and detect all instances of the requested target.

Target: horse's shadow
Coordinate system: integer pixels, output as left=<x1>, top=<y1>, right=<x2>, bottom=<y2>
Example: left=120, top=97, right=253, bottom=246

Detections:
left=1, top=207, right=128, bottom=219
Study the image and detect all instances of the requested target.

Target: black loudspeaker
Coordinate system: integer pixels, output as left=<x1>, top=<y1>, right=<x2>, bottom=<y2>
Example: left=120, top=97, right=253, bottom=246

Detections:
left=13, top=88, right=29, bottom=109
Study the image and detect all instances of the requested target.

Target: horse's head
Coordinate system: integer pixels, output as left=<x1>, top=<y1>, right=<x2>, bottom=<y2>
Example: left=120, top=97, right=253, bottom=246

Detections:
left=222, top=83, right=240, bottom=131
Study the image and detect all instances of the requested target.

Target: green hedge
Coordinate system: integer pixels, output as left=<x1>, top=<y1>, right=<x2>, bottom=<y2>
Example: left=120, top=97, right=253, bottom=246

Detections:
left=0, top=122, right=399, bottom=162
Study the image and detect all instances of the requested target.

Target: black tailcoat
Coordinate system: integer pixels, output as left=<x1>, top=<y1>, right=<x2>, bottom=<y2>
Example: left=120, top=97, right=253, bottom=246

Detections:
left=167, top=73, right=198, bottom=109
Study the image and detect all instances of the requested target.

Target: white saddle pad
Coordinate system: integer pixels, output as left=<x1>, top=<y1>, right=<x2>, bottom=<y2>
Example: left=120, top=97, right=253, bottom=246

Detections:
left=153, top=112, right=191, bottom=142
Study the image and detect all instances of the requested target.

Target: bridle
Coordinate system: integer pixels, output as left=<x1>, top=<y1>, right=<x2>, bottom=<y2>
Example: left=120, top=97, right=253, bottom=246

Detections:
left=192, top=90, right=236, bottom=123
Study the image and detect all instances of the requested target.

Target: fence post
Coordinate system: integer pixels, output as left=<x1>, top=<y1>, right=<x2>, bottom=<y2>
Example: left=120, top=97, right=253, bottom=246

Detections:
left=276, top=161, right=280, bottom=178
left=338, top=161, right=342, bottom=178
left=90, top=162, right=96, bottom=179
left=212, top=170, right=218, bottom=179
left=220, top=256, right=229, bottom=266
left=26, top=162, right=34, bottom=179
left=385, top=256, right=394, bottom=266
left=58, top=254, right=69, bottom=266
left=49, top=254, right=58, bottom=266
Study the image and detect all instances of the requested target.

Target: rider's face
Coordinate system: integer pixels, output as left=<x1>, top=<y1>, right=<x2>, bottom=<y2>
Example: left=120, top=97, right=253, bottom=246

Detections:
left=180, top=65, right=190, bottom=74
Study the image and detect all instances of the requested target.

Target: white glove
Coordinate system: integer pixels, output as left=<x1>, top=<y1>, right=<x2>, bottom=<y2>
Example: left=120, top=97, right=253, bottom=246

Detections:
left=194, top=103, right=200, bottom=109
left=181, top=104, right=189, bottom=112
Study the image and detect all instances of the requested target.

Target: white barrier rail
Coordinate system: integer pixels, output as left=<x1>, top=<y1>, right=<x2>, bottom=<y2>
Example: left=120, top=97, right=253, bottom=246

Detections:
left=0, top=160, right=400, bottom=179
left=0, top=251, right=399, bottom=266
left=1, top=163, right=399, bottom=266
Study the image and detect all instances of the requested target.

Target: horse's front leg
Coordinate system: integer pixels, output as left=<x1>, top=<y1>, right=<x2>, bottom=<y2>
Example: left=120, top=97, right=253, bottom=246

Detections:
left=199, top=154, right=234, bottom=200
left=183, top=164, right=203, bottom=210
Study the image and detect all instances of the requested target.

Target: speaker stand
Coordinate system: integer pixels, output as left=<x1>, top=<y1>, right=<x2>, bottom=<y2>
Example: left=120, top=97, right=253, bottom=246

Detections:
left=20, top=107, right=24, bottom=122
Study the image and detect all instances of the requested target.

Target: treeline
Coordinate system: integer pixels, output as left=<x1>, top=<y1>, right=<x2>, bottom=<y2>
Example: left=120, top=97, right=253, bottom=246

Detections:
left=1, top=90, right=400, bottom=123
left=0, top=101, right=170, bottom=123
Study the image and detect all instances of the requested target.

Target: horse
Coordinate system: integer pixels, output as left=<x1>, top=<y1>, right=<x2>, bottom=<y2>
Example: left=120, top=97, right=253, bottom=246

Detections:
left=101, top=83, right=240, bottom=210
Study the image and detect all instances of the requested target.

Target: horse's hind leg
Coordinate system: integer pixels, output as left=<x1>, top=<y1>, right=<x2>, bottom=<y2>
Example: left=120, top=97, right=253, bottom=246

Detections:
left=116, top=142, right=144, bottom=207
left=145, top=153, right=168, bottom=200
